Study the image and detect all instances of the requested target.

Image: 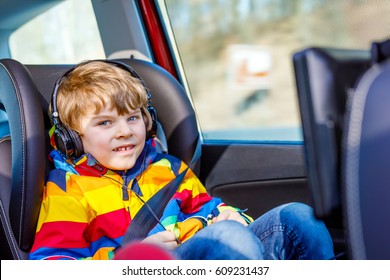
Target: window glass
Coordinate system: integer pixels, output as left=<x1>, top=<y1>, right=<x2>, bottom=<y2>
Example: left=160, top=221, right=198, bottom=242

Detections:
left=164, top=0, right=390, bottom=141
left=9, top=0, right=105, bottom=64
left=0, top=105, right=9, bottom=138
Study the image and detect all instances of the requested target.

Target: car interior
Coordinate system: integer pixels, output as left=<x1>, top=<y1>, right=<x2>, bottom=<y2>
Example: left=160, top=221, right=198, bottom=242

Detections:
left=1, top=0, right=390, bottom=261
left=293, top=40, right=390, bottom=259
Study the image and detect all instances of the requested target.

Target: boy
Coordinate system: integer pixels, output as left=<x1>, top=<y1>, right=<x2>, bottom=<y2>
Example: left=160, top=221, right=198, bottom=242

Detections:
left=29, top=60, right=334, bottom=260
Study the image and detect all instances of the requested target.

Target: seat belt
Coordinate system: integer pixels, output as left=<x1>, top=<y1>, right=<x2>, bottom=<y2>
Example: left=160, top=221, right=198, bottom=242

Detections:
left=121, top=136, right=202, bottom=246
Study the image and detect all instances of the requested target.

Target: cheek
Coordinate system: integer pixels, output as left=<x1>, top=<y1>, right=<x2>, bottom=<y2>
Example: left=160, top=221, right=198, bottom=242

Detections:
left=81, top=134, right=107, bottom=154
left=80, top=137, right=91, bottom=154
left=134, top=123, right=147, bottom=140
left=140, top=126, right=147, bottom=139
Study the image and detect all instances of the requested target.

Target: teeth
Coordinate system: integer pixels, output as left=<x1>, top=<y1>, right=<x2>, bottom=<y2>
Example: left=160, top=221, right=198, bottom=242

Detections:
left=114, top=146, right=133, bottom=151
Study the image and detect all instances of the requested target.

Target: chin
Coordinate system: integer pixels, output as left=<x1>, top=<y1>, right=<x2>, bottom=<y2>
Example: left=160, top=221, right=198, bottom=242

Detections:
left=109, top=161, right=136, bottom=171
left=104, top=156, right=137, bottom=170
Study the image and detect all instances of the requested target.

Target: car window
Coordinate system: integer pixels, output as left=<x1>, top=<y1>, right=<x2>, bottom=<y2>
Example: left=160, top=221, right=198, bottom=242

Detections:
left=9, top=0, right=105, bottom=64
left=163, top=0, right=389, bottom=141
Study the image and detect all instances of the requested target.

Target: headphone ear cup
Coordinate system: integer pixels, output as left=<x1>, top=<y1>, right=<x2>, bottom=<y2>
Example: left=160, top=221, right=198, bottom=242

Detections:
left=67, top=128, right=84, bottom=158
left=147, top=105, right=158, bottom=139
left=53, top=125, right=73, bottom=159
left=53, top=124, right=83, bottom=159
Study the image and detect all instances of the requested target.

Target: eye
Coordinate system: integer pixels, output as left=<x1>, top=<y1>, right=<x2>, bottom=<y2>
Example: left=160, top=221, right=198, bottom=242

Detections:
left=128, top=114, right=141, bottom=122
left=97, top=120, right=111, bottom=126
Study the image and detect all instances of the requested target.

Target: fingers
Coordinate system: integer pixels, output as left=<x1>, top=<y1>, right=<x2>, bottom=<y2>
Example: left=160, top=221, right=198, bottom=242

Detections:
left=159, top=231, right=179, bottom=250
left=212, top=211, right=228, bottom=223
left=213, top=210, right=248, bottom=226
left=159, top=230, right=177, bottom=242
left=159, top=239, right=178, bottom=250
left=142, top=231, right=178, bottom=250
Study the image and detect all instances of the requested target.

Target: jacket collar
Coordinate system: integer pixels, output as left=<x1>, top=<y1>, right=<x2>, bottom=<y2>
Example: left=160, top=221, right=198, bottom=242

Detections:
left=49, top=138, right=157, bottom=180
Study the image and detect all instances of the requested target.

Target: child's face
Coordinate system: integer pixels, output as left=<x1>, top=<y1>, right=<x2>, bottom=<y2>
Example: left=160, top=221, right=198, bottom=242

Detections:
left=79, top=103, right=146, bottom=171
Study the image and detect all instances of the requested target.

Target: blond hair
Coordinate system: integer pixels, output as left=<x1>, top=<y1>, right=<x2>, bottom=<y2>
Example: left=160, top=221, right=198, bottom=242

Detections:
left=51, top=60, right=152, bottom=133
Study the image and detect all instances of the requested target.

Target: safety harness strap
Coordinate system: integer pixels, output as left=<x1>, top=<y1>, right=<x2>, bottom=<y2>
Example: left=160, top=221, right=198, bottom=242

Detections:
left=120, top=136, right=201, bottom=246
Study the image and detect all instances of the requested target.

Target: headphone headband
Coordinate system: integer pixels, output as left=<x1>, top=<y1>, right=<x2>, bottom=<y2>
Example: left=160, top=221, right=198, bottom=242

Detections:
left=51, top=59, right=157, bottom=159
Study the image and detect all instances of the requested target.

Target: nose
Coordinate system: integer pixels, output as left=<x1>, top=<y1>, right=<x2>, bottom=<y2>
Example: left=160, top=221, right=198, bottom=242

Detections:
left=116, top=119, right=133, bottom=138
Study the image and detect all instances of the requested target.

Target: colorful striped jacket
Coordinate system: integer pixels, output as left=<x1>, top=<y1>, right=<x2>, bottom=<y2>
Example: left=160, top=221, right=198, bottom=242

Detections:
left=29, top=140, right=252, bottom=260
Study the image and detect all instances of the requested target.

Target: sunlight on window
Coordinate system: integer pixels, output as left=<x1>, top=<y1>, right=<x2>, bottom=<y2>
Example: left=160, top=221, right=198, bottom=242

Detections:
left=165, top=0, right=389, bottom=141
left=9, top=0, right=105, bottom=64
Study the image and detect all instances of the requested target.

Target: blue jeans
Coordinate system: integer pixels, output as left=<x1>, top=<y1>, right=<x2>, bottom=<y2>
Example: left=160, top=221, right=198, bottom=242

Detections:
left=174, top=202, right=334, bottom=260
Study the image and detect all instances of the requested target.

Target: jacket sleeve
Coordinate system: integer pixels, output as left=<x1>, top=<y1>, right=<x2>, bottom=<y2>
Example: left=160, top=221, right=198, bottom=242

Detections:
left=29, top=169, right=114, bottom=260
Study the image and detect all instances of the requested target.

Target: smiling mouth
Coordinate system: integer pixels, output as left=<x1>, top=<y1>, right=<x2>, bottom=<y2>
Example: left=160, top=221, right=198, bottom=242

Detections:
left=113, top=145, right=134, bottom=152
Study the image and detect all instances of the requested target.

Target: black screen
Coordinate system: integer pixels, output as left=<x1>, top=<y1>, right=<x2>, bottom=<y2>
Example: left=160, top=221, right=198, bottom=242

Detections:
left=293, top=47, right=370, bottom=221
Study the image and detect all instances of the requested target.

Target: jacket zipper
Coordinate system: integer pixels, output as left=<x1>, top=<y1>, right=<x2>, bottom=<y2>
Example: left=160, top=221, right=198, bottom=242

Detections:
left=121, top=174, right=132, bottom=224
left=121, top=173, right=130, bottom=201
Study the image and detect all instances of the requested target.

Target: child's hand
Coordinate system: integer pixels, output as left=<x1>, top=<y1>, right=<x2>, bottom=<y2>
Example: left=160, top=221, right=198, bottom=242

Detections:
left=142, top=231, right=178, bottom=250
left=212, top=210, right=248, bottom=226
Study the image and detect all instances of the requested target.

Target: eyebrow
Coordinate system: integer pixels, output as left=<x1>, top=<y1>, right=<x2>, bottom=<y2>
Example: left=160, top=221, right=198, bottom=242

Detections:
left=91, top=108, right=142, bottom=119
